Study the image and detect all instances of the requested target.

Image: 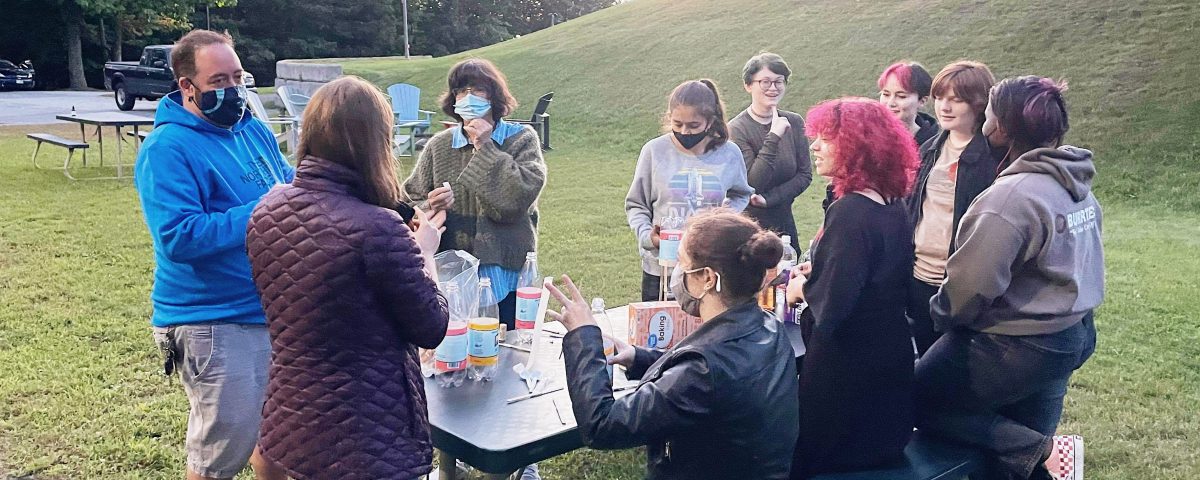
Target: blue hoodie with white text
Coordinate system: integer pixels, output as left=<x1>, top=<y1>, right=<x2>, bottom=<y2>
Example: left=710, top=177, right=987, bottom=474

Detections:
left=135, top=91, right=294, bottom=327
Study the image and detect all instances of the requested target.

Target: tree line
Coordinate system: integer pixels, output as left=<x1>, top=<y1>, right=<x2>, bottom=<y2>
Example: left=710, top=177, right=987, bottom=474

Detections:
left=0, top=0, right=616, bottom=90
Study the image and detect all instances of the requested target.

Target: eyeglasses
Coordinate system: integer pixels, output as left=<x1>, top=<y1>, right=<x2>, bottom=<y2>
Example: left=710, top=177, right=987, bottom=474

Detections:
left=452, top=86, right=486, bottom=97
left=754, top=79, right=787, bottom=90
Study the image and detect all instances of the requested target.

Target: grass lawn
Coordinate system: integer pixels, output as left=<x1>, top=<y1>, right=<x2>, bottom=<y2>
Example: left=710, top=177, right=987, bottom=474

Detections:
left=2, top=0, right=1199, bottom=478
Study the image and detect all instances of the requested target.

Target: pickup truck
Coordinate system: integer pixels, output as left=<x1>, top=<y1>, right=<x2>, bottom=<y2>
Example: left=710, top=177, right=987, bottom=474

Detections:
left=103, top=45, right=255, bottom=111
left=0, top=59, right=36, bottom=90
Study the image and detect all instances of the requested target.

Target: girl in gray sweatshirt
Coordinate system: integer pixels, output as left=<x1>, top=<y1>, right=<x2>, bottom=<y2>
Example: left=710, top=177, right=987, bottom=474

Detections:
left=625, top=79, right=753, bottom=301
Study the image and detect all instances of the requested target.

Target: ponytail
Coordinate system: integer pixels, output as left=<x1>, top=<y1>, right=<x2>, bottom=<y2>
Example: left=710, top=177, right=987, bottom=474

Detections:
left=697, top=79, right=730, bottom=151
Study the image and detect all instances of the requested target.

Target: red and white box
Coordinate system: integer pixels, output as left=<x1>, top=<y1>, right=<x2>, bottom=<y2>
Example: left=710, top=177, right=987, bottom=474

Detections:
left=627, top=301, right=702, bottom=350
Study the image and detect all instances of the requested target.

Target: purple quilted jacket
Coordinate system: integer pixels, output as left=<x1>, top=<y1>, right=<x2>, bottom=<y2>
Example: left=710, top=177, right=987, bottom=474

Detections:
left=247, top=157, right=449, bottom=480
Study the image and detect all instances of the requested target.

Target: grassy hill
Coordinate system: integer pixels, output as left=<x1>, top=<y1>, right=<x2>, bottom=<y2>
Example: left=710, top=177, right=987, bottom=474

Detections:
left=0, top=0, right=1197, bottom=478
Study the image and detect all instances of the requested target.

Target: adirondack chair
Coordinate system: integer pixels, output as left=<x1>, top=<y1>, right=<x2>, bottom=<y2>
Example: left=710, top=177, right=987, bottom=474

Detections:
left=276, top=85, right=311, bottom=122
left=511, top=92, right=553, bottom=150
left=387, top=83, right=434, bottom=157
left=247, top=90, right=300, bottom=157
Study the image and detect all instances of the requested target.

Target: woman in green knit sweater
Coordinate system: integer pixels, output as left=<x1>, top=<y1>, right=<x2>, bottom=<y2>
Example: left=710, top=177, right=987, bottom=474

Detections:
left=403, top=58, right=547, bottom=331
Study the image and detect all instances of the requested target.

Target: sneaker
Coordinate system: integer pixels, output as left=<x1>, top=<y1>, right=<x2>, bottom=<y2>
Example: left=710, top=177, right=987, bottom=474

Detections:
left=520, top=463, right=541, bottom=480
left=1047, top=435, right=1084, bottom=480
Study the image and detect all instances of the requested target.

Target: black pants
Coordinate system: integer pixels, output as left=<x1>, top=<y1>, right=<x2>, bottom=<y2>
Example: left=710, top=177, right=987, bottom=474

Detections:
left=498, top=290, right=517, bottom=330
left=641, top=272, right=661, bottom=302
left=917, top=315, right=1095, bottom=479
left=907, top=276, right=941, bottom=357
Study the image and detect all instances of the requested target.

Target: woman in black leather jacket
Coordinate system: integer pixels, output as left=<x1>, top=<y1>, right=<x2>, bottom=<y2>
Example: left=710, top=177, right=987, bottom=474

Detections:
left=547, top=209, right=800, bottom=480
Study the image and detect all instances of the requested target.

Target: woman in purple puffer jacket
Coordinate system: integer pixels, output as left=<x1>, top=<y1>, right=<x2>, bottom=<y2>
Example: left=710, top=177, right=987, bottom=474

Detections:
left=246, top=76, right=450, bottom=480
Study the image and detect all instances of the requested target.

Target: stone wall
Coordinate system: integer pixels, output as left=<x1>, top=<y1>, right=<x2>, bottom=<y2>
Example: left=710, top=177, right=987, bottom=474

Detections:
left=274, top=61, right=343, bottom=97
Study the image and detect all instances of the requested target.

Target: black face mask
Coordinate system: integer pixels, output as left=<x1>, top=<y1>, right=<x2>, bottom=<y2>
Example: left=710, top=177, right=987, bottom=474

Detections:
left=673, top=130, right=708, bottom=150
left=185, top=79, right=248, bottom=128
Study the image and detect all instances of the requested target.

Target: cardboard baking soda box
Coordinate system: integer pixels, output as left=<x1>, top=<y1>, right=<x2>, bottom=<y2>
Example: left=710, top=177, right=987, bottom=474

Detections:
left=627, top=301, right=702, bottom=350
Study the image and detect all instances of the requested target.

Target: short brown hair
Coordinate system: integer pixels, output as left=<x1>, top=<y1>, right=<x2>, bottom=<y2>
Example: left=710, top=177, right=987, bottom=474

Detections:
left=742, top=52, right=791, bottom=85
left=439, top=59, right=518, bottom=123
left=297, top=76, right=401, bottom=208
left=170, top=29, right=234, bottom=80
left=683, top=209, right=783, bottom=299
left=930, top=60, right=995, bottom=123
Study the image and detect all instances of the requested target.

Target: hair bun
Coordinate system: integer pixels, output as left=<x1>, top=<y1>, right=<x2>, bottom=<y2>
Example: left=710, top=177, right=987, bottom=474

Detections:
left=739, top=231, right=784, bottom=271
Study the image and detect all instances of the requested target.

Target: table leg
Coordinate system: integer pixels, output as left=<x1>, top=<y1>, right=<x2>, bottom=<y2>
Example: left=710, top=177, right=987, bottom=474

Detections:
left=660, top=264, right=670, bottom=301
left=115, top=125, right=123, bottom=178
left=78, top=123, right=87, bottom=166
left=435, top=449, right=460, bottom=480
left=97, top=126, right=105, bottom=167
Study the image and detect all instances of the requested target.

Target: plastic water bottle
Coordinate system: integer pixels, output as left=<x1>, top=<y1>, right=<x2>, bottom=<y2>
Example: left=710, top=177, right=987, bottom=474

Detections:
left=592, top=298, right=615, bottom=381
left=658, top=217, right=685, bottom=266
left=434, top=283, right=469, bottom=387
left=468, top=278, right=501, bottom=381
left=514, top=252, right=540, bottom=345
left=775, top=235, right=798, bottom=321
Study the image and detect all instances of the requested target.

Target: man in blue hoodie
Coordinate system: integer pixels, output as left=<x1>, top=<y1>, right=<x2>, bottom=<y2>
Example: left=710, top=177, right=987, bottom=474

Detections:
left=135, top=30, right=293, bottom=480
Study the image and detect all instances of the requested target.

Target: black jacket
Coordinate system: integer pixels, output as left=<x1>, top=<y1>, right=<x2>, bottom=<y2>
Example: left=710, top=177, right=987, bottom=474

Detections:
left=905, top=130, right=1004, bottom=257
left=562, top=301, right=799, bottom=480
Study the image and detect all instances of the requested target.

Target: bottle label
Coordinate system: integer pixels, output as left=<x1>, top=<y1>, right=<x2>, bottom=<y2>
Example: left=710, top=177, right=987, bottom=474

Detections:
left=515, top=287, right=541, bottom=330
left=468, top=355, right=498, bottom=366
left=468, top=322, right=499, bottom=360
left=435, top=332, right=469, bottom=367
left=435, top=359, right=467, bottom=371
left=659, top=229, right=684, bottom=262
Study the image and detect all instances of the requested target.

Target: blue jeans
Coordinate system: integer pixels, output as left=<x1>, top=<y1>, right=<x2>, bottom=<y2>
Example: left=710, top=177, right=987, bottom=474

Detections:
left=915, top=314, right=1096, bottom=479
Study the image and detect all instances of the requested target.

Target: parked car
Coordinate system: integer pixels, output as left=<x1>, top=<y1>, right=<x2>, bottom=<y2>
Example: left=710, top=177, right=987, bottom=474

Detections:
left=0, top=59, right=35, bottom=90
left=103, top=45, right=255, bottom=110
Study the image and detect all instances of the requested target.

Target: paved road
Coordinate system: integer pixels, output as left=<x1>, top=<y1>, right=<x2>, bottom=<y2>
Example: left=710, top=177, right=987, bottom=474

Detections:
left=0, top=90, right=157, bottom=126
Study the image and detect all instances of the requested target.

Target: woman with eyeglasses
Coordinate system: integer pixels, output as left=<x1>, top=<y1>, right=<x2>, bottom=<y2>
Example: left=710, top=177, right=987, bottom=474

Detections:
left=728, top=53, right=812, bottom=251
left=403, top=58, right=547, bottom=331
left=784, top=98, right=920, bottom=478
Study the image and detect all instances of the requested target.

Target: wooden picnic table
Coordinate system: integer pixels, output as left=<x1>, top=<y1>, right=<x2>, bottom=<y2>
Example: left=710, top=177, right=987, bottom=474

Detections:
left=55, top=112, right=154, bottom=179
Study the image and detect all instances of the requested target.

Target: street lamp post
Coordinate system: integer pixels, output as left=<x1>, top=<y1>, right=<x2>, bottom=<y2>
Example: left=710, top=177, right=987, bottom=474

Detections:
left=402, top=0, right=411, bottom=59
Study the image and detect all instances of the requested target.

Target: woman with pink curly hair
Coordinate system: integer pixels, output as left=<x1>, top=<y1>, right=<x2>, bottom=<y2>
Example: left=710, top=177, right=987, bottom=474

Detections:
left=784, top=97, right=920, bottom=478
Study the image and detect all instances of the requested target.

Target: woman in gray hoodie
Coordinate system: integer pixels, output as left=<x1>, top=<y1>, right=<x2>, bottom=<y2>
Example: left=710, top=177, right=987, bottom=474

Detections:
left=916, top=76, right=1101, bottom=480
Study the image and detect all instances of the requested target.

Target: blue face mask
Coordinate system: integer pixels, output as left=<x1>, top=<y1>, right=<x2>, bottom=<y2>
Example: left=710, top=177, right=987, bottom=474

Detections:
left=453, top=93, right=491, bottom=121
left=190, top=83, right=248, bottom=128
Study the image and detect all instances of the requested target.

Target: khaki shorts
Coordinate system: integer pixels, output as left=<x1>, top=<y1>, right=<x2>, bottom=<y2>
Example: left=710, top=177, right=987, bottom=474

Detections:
left=153, top=323, right=270, bottom=478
